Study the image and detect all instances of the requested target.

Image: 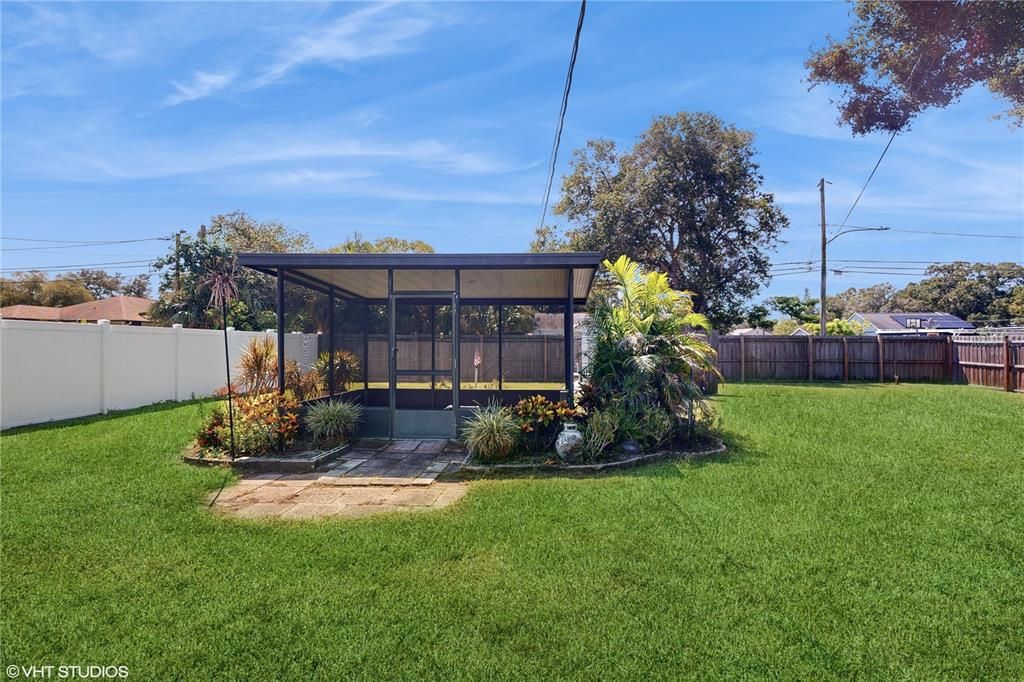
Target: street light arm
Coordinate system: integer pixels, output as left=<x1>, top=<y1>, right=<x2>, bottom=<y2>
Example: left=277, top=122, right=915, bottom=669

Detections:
left=825, top=226, right=891, bottom=245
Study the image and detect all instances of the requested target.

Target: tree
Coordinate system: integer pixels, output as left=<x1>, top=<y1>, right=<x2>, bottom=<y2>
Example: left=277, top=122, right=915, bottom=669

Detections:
left=742, top=304, right=774, bottom=331
left=890, top=262, right=1024, bottom=322
left=1008, top=286, right=1024, bottom=323
left=39, top=279, right=93, bottom=307
left=150, top=213, right=438, bottom=330
left=772, top=318, right=804, bottom=336
left=806, top=1, right=1024, bottom=134
left=60, top=269, right=152, bottom=299
left=541, top=112, right=789, bottom=329
left=202, top=254, right=239, bottom=458
left=803, top=319, right=867, bottom=336
left=826, top=283, right=897, bottom=319
left=208, top=211, right=312, bottom=253
left=328, top=232, right=434, bottom=254
left=767, top=293, right=819, bottom=323
left=0, top=271, right=48, bottom=306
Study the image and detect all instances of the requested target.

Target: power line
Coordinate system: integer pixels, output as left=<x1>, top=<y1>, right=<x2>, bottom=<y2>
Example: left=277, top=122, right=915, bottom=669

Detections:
left=834, top=130, right=898, bottom=231
left=536, top=0, right=586, bottom=232
left=0, top=235, right=172, bottom=245
left=0, top=259, right=156, bottom=273
left=826, top=224, right=1022, bottom=239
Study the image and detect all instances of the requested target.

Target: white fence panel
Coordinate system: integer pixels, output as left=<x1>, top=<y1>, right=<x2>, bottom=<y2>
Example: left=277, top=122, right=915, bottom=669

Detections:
left=0, top=320, right=317, bottom=430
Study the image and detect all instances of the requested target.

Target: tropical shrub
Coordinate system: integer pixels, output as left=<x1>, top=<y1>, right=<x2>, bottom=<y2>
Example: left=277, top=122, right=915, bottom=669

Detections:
left=284, top=359, right=321, bottom=401
left=237, top=336, right=276, bottom=395
left=314, top=350, right=361, bottom=392
left=511, top=395, right=584, bottom=453
left=581, top=255, right=718, bottom=450
left=462, top=403, right=520, bottom=461
left=304, top=400, right=363, bottom=446
left=581, top=409, right=618, bottom=461
left=196, top=408, right=225, bottom=448
left=214, top=393, right=300, bottom=454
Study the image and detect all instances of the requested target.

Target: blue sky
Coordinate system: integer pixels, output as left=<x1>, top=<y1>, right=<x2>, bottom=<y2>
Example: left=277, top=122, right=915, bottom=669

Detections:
left=2, top=1, right=1022, bottom=301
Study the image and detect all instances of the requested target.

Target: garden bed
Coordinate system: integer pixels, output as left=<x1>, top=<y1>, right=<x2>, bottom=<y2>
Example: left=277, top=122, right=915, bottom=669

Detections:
left=456, top=436, right=725, bottom=477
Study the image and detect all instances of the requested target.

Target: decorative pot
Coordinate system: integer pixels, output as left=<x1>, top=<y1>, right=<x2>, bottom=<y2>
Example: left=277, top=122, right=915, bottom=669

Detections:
left=555, top=421, right=584, bottom=462
left=619, top=439, right=642, bottom=455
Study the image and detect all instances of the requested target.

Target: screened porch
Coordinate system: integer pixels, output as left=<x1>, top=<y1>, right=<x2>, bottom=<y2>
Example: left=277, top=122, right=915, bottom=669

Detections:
left=237, top=252, right=602, bottom=439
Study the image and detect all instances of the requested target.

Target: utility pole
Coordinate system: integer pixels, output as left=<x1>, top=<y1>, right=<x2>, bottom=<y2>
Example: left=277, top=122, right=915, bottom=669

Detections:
left=818, top=178, right=827, bottom=337
left=174, top=231, right=182, bottom=294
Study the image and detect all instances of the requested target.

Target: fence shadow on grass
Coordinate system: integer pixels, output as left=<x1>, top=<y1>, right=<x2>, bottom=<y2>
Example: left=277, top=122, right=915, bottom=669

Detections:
left=0, top=398, right=219, bottom=437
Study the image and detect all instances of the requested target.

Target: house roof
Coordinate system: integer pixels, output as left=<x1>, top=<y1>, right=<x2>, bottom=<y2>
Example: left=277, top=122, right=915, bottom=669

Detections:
left=237, top=252, right=604, bottom=303
left=0, top=304, right=62, bottom=321
left=0, top=296, right=154, bottom=323
left=852, top=312, right=975, bottom=331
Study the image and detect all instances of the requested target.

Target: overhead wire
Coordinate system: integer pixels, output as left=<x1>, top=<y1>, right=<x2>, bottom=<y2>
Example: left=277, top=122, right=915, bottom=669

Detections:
left=536, top=0, right=586, bottom=232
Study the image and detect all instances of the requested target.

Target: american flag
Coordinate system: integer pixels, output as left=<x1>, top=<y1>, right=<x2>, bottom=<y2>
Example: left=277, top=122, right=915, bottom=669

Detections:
left=473, top=349, right=482, bottom=368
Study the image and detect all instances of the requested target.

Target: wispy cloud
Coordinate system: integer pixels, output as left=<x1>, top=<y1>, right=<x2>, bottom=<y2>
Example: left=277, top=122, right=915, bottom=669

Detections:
left=262, top=169, right=380, bottom=187
left=251, top=3, right=439, bottom=88
left=10, top=124, right=522, bottom=181
left=158, top=3, right=445, bottom=105
left=164, top=70, right=236, bottom=106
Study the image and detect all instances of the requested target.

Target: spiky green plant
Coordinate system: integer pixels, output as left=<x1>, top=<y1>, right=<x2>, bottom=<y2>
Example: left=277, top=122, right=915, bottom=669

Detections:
left=461, top=403, right=520, bottom=461
left=304, top=400, right=363, bottom=447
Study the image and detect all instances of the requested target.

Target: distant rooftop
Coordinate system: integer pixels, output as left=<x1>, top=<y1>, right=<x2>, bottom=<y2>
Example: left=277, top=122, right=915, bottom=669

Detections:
left=0, top=296, right=154, bottom=324
left=851, top=312, right=974, bottom=331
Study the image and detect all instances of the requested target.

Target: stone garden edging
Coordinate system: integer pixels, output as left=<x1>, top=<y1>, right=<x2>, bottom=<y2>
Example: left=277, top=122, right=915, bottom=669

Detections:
left=456, top=437, right=726, bottom=476
left=183, top=443, right=351, bottom=474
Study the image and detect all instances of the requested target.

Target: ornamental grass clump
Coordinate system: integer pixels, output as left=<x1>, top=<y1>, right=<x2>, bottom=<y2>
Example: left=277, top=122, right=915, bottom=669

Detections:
left=461, top=403, right=521, bottom=462
left=304, top=400, right=363, bottom=447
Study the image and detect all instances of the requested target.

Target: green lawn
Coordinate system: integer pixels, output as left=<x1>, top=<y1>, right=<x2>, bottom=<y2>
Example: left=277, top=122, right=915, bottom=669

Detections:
left=2, top=384, right=1022, bottom=679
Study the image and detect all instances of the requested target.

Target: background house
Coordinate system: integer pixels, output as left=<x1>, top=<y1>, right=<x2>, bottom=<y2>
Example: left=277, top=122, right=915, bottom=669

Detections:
left=0, top=296, right=154, bottom=326
left=849, top=312, right=975, bottom=336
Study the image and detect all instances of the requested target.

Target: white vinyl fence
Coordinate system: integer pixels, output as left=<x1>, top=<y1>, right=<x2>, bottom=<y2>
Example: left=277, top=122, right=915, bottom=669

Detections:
left=0, top=320, right=318, bottom=430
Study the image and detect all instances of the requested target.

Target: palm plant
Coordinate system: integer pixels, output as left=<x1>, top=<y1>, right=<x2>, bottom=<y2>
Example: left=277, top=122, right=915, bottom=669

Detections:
left=202, top=256, right=239, bottom=458
left=581, top=255, right=719, bottom=445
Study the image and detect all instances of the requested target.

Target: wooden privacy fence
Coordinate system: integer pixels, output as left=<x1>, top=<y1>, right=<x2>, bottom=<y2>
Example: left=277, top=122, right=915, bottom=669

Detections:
left=709, top=334, right=1023, bottom=393
left=322, top=334, right=583, bottom=384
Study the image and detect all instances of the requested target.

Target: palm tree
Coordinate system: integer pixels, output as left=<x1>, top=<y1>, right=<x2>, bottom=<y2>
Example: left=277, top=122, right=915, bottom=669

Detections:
left=202, top=256, right=239, bottom=459
left=582, top=255, right=719, bottom=442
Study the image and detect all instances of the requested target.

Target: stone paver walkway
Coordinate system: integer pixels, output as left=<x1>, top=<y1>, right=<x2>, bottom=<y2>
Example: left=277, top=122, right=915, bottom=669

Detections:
left=209, top=439, right=469, bottom=519
left=327, top=439, right=466, bottom=484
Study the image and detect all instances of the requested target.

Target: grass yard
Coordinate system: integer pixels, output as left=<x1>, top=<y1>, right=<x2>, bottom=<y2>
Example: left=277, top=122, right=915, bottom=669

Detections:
left=2, top=384, right=1022, bottom=679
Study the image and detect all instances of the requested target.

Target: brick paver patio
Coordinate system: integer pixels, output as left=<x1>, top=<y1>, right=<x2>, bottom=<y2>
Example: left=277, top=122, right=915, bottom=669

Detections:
left=209, top=439, right=469, bottom=519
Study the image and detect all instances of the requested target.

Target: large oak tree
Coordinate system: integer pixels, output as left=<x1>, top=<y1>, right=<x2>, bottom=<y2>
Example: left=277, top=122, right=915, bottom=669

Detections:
left=540, top=112, right=789, bottom=328
left=806, top=0, right=1024, bottom=134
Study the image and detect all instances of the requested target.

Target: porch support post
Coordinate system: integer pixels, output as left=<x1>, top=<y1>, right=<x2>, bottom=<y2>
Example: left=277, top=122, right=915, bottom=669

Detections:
left=452, top=270, right=461, bottom=439
left=387, top=269, right=395, bottom=439
left=362, top=302, right=369, bottom=395
left=565, top=268, right=574, bottom=407
left=327, top=286, right=336, bottom=397
left=497, top=303, right=504, bottom=397
left=276, top=270, right=285, bottom=395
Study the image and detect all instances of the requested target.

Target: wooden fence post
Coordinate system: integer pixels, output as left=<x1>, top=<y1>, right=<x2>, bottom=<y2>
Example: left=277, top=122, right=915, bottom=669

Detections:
left=843, top=337, right=849, bottom=382
left=1004, top=335, right=1012, bottom=392
left=807, top=335, right=814, bottom=381
left=739, top=334, right=746, bottom=383
left=946, top=336, right=953, bottom=383
left=877, top=335, right=884, bottom=382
